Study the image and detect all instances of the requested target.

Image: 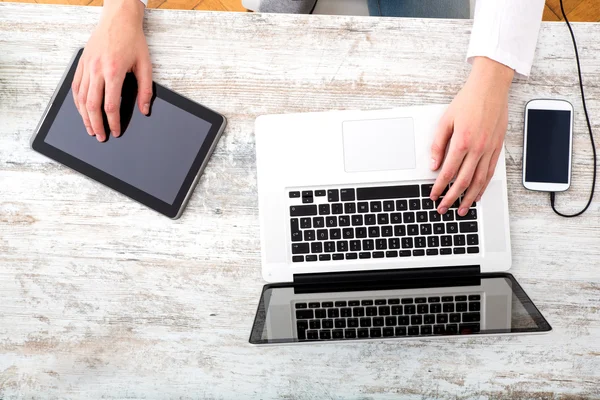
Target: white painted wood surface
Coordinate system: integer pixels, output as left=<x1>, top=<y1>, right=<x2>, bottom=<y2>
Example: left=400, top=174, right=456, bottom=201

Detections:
left=1, top=3, right=599, bottom=398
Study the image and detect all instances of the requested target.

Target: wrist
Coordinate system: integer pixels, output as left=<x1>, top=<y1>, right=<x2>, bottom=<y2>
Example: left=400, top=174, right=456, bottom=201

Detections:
left=469, top=56, right=514, bottom=94
left=102, top=0, right=145, bottom=23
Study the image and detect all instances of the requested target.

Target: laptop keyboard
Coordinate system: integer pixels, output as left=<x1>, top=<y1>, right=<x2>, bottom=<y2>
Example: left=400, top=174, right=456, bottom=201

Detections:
left=289, top=183, right=479, bottom=263
left=295, top=295, right=482, bottom=341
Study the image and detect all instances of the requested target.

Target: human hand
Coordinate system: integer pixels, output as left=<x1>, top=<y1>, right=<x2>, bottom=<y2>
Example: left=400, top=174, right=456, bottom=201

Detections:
left=429, top=56, right=514, bottom=216
left=72, top=0, right=152, bottom=142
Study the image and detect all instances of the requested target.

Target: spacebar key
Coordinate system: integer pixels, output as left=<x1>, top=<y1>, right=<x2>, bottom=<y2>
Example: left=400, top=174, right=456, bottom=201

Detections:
left=290, top=205, right=318, bottom=216
left=357, top=185, right=420, bottom=200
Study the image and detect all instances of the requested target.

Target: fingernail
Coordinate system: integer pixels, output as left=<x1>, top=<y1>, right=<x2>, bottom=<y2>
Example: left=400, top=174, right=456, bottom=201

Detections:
left=459, top=207, right=468, bottom=216
left=430, top=158, right=437, bottom=170
left=430, top=195, right=438, bottom=201
left=112, top=131, right=120, bottom=138
left=97, top=135, right=103, bottom=142
left=86, top=128, right=94, bottom=136
left=475, top=195, right=482, bottom=202
left=143, top=104, right=150, bottom=115
left=439, top=206, right=448, bottom=214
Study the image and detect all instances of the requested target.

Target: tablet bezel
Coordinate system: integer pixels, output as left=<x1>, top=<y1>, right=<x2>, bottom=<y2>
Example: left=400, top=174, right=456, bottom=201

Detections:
left=31, top=49, right=226, bottom=219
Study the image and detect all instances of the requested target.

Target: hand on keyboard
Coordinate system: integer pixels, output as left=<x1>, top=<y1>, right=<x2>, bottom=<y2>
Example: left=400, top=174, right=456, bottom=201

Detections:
left=429, top=57, right=514, bottom=216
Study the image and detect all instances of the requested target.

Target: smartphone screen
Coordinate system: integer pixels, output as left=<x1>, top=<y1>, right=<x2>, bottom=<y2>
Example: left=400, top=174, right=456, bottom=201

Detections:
left=525, top=109, right=572, bottom=184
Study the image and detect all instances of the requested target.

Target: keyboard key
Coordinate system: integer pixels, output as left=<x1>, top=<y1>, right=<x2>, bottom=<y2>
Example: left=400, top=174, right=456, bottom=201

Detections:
left=385, top=316, right=397, bottom=326
left=330, top=229, right=341, bottom=240
left=339, top=216, right=350, bottom=227
left=460, top=221, right=478, bottom=233
left=311, top=242, right=322, bottom=253
left=413, top=249, right=425, bottom=256
left=350, top=240, right=361, bottom=252
left=383, top=327, right=395, bottom=337
left=292, top=243, right=310, bottom=254
left=356, top=328, right=368, bottom=338
left=408, top=326, right=420, bottom=336
left=430, top=303, right=441, bottom=313
left=362, top=300, right=373, bottom=306
left=306, top=255, right=317, bottom=262
left=319, top=330, right=332, bottom=340
left=345, top=329, right=357, bottom=339
left=390, top=213, right=402, bottom=224
left=398, top=316, right=410, bottom=326
left=409, top=199, right=420, bottom=210
left=469, top=302, right=481, bottom=311
left=365, top=214, right=376, bottom=225
left=462, top=312, right=480, bottom=322
left=443, top=303, right=454, bottom=313
left=357, top=202, right=369, bottom=213
left=325, top=242, right=336, bottom=253
left=399, top=250, right=411, bottom=257
left=289, top=191, right=300, bottom=198
left=421, top=325, right=433, bottom=335
left=396, top=200, right=408, bottom=211
left=340, top=306, right=351, bottom=316
left=395, top=326, right=407, bottom=336
left=454, top=235, right=466, bottom=246
left=408, top=224, right=419, bottom=236
left=306, top=330, right=319, bottom=340
left=446, top=324, right=458, bottom=334
left=386, top=250, right=398, bottom=258
left=337, top=241, right=349, bottom=252
left=348, top=318, right=359, bottom=328
left=420, top=224, right=432, bottom=236
left=403, top=212, right=415, bottom=223
left=360, top=318, right=371, bottom=327
left=417, top=304, right=428, bottom=314
left=456, top=302, right=467, bottom=312
left=394, top=225, right=406, bottom=237
left=290, top=205, right=317, bottom=217
left=416, top=211, right=428, bottom=223
left=377, top=213, right=389, bottom=224
left=340, top=188, right=355, bottom=201
left=319, top=204, right=330, bottom=215
left=314, top=190, right=326, bottom=197
left=453, top=247, right=466, bottom=254
left=292, top=255, right=304, bottom=263
left=302, top=197, right=313, bottom=204
left=373, top=251, right=384, bottom=258
left=335, top=319, right=346, bottom=328
left=370, top=201, right=382, bottom=212
left=291, top=231, right=302, bottom=242
left=366, top=307, right=377, bottom=316
left=436, top=314, right=448, bottom=324
left=363, top=239, right=375, bottom=251
left=373, top=317, right=384, bottom=327
left=346, top=253, right=358, bottom=259
left=344, top=202, right=356, bottom=214
left=442, top=210, right=455, bottom=221
left=457, top=208, right=478, bottom=220
left=401, top=237, right=413, bottom=249
left=359, top=252, right=371, bottom=259
left=424, top=314, right=435, bottom=324
left=468, top=295, right=481, bottom=301
left=383, top=201, right=395, bottom=211
left=295, top=303, right=307, bottom=309
left=317, top=229, right=328, bottom=241
left=442, top=296, right=453, bottom=302
left=309, top=319, right=321, bottom=329
left=421, top=184, right=433, bottom=197
left=441, top=236, right=452, bottom=247
left=427, top=236, right=439, bottom=247
left=447, top=222, right=458, bottom=234
left=322, top=319, right=334, bottom=328
left=375, top=299, right=386, bottom=305
left=328, top=189, right=339, bottom=202
left=357, top=185, right=420, bottom=200
left=343, top=228, right=354, bottom=239
left=315, top=309, right=326, bottom=318
left=304, top=230, right=315, bottom=241
left=434, top=223, right=445, bottom=234
left=459, top=323, right=480, bottom=334
left=422, top=199, right=434, bottom=210
left=296, top=309, right=314, bottom=319
left=379, top=306, right=391, bottom=316
left=381, top=226, right=393, bottom=237
left=353, top=307, right=365, bottom=317
left=332, top=203, right=343, bottom=214
left=429, top=211, right=441, bottom=222
left=348, top=300, right=360, bottom=307
left=319, top=254, right=331, bottom=261
left=376, top=239, right=387, bottom=250
left=391, top=305, right=403, bottom=315
left=326, top=217, right=337, bottom=228
left=450, top=313, right=461, bottom=323
left=415, top=237, right=426, bottom=248
left=405, top=305, right=416, bottom=314
left=352, top=215, right=363, bottom=226
left=467, top=246, right=479, bottom=253
left=370, top=328, right=382, bottom=338
left=313, top=217, right=324, bottom=228
left=302, top=190, right=313, bottom=198
left=426, top=249, right=439, bottom=256
left=356, top=227, right=367, bottom=238
left=467, top=234, right=479, bottom=246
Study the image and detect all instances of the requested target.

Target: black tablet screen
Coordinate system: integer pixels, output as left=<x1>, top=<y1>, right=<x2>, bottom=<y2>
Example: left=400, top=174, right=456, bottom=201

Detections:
left=44, top=85, right=212, bottom=205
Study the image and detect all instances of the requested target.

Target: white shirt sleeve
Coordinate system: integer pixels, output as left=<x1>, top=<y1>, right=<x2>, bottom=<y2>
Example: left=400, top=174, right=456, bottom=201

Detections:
left=467, top=0, right=545, bottom=78
left=138, top=0, right=148, bottom=6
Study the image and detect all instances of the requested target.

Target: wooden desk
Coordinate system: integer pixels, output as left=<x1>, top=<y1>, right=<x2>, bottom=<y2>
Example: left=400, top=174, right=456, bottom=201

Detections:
left=1, top=3, right=599, bottom=398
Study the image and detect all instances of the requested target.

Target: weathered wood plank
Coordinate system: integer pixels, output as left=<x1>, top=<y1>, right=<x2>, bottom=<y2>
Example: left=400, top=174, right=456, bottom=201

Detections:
left=0, top=4, right=599, bottom=398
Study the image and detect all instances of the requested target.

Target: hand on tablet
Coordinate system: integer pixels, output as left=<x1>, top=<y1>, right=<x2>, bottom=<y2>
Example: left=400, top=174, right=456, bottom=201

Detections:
left=429, top=57, right=514, bottom=216
left=72, top=0, right=152, bottom=142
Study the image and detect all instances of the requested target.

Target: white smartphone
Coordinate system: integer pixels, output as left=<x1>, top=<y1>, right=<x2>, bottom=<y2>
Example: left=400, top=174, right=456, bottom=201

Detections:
left=523, top=99, right=574, bottom=192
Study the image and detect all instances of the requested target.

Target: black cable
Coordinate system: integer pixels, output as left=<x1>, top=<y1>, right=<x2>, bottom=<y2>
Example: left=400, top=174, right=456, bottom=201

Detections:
left=550, top=0, right=597, bottom=217
left=309, top=0, right=318, bottom=14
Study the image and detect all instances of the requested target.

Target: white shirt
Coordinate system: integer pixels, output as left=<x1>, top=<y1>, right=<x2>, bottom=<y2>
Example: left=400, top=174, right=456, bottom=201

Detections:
left=135, top=0, right=545, bottom=77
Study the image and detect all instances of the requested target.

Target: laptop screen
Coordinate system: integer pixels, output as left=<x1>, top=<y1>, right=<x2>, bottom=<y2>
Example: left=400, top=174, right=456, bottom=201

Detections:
left=249, top=273, right=550, bottom=344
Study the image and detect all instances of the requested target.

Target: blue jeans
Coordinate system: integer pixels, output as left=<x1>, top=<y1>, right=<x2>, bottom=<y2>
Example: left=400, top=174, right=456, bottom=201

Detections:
left=368, top=0, right=470, bottom=18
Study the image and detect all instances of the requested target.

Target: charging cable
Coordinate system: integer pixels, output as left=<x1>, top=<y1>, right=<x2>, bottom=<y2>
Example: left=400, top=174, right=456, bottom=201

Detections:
left=550, top=0, right=597, bottom=217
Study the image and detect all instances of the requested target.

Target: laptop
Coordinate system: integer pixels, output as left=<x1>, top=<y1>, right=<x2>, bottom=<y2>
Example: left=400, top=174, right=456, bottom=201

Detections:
left=250, top=105, right=551, bottom=344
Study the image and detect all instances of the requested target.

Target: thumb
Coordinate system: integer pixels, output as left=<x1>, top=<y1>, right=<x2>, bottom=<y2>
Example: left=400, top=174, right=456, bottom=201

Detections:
left=430, top=113, right=454, bottom=171
left=134, top=52, right=153, bottom=115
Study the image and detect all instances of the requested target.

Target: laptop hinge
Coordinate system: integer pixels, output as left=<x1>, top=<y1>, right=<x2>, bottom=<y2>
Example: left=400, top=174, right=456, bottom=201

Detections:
left=293, top=265, right=481, bottom=285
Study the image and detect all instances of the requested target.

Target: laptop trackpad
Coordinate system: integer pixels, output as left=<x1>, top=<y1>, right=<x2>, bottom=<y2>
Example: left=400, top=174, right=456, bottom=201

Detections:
left=342, top=118, right=416, bottom=173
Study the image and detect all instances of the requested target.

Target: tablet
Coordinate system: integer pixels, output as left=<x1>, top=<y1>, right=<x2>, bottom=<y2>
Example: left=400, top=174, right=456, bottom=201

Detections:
left=31, top=49, right=226, bottom=219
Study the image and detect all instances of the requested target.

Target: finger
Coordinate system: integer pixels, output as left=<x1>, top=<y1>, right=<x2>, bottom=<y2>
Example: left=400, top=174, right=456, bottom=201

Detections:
left=104, top=70, right=126, bottom=137
left=459, top=153, right=492, bottom=215
left=134, top=53, right=153, bottom=115
left=430, top=113, right=453, bottom=173
left=431, top=132, right=470, bottom=210
left=72, top=61, right=84, bottom=112
left=437, top=151, right=481, bottom=215
left=86, top=74, right=106, bottom=142
left=77, top=72, right=94, bottom=136
left=475, top=147, right=502, bottom=202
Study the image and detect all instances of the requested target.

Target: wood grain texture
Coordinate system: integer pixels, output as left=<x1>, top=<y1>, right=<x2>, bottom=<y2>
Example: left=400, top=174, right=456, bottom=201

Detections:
left=1, top=3, right=599, bottom=398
